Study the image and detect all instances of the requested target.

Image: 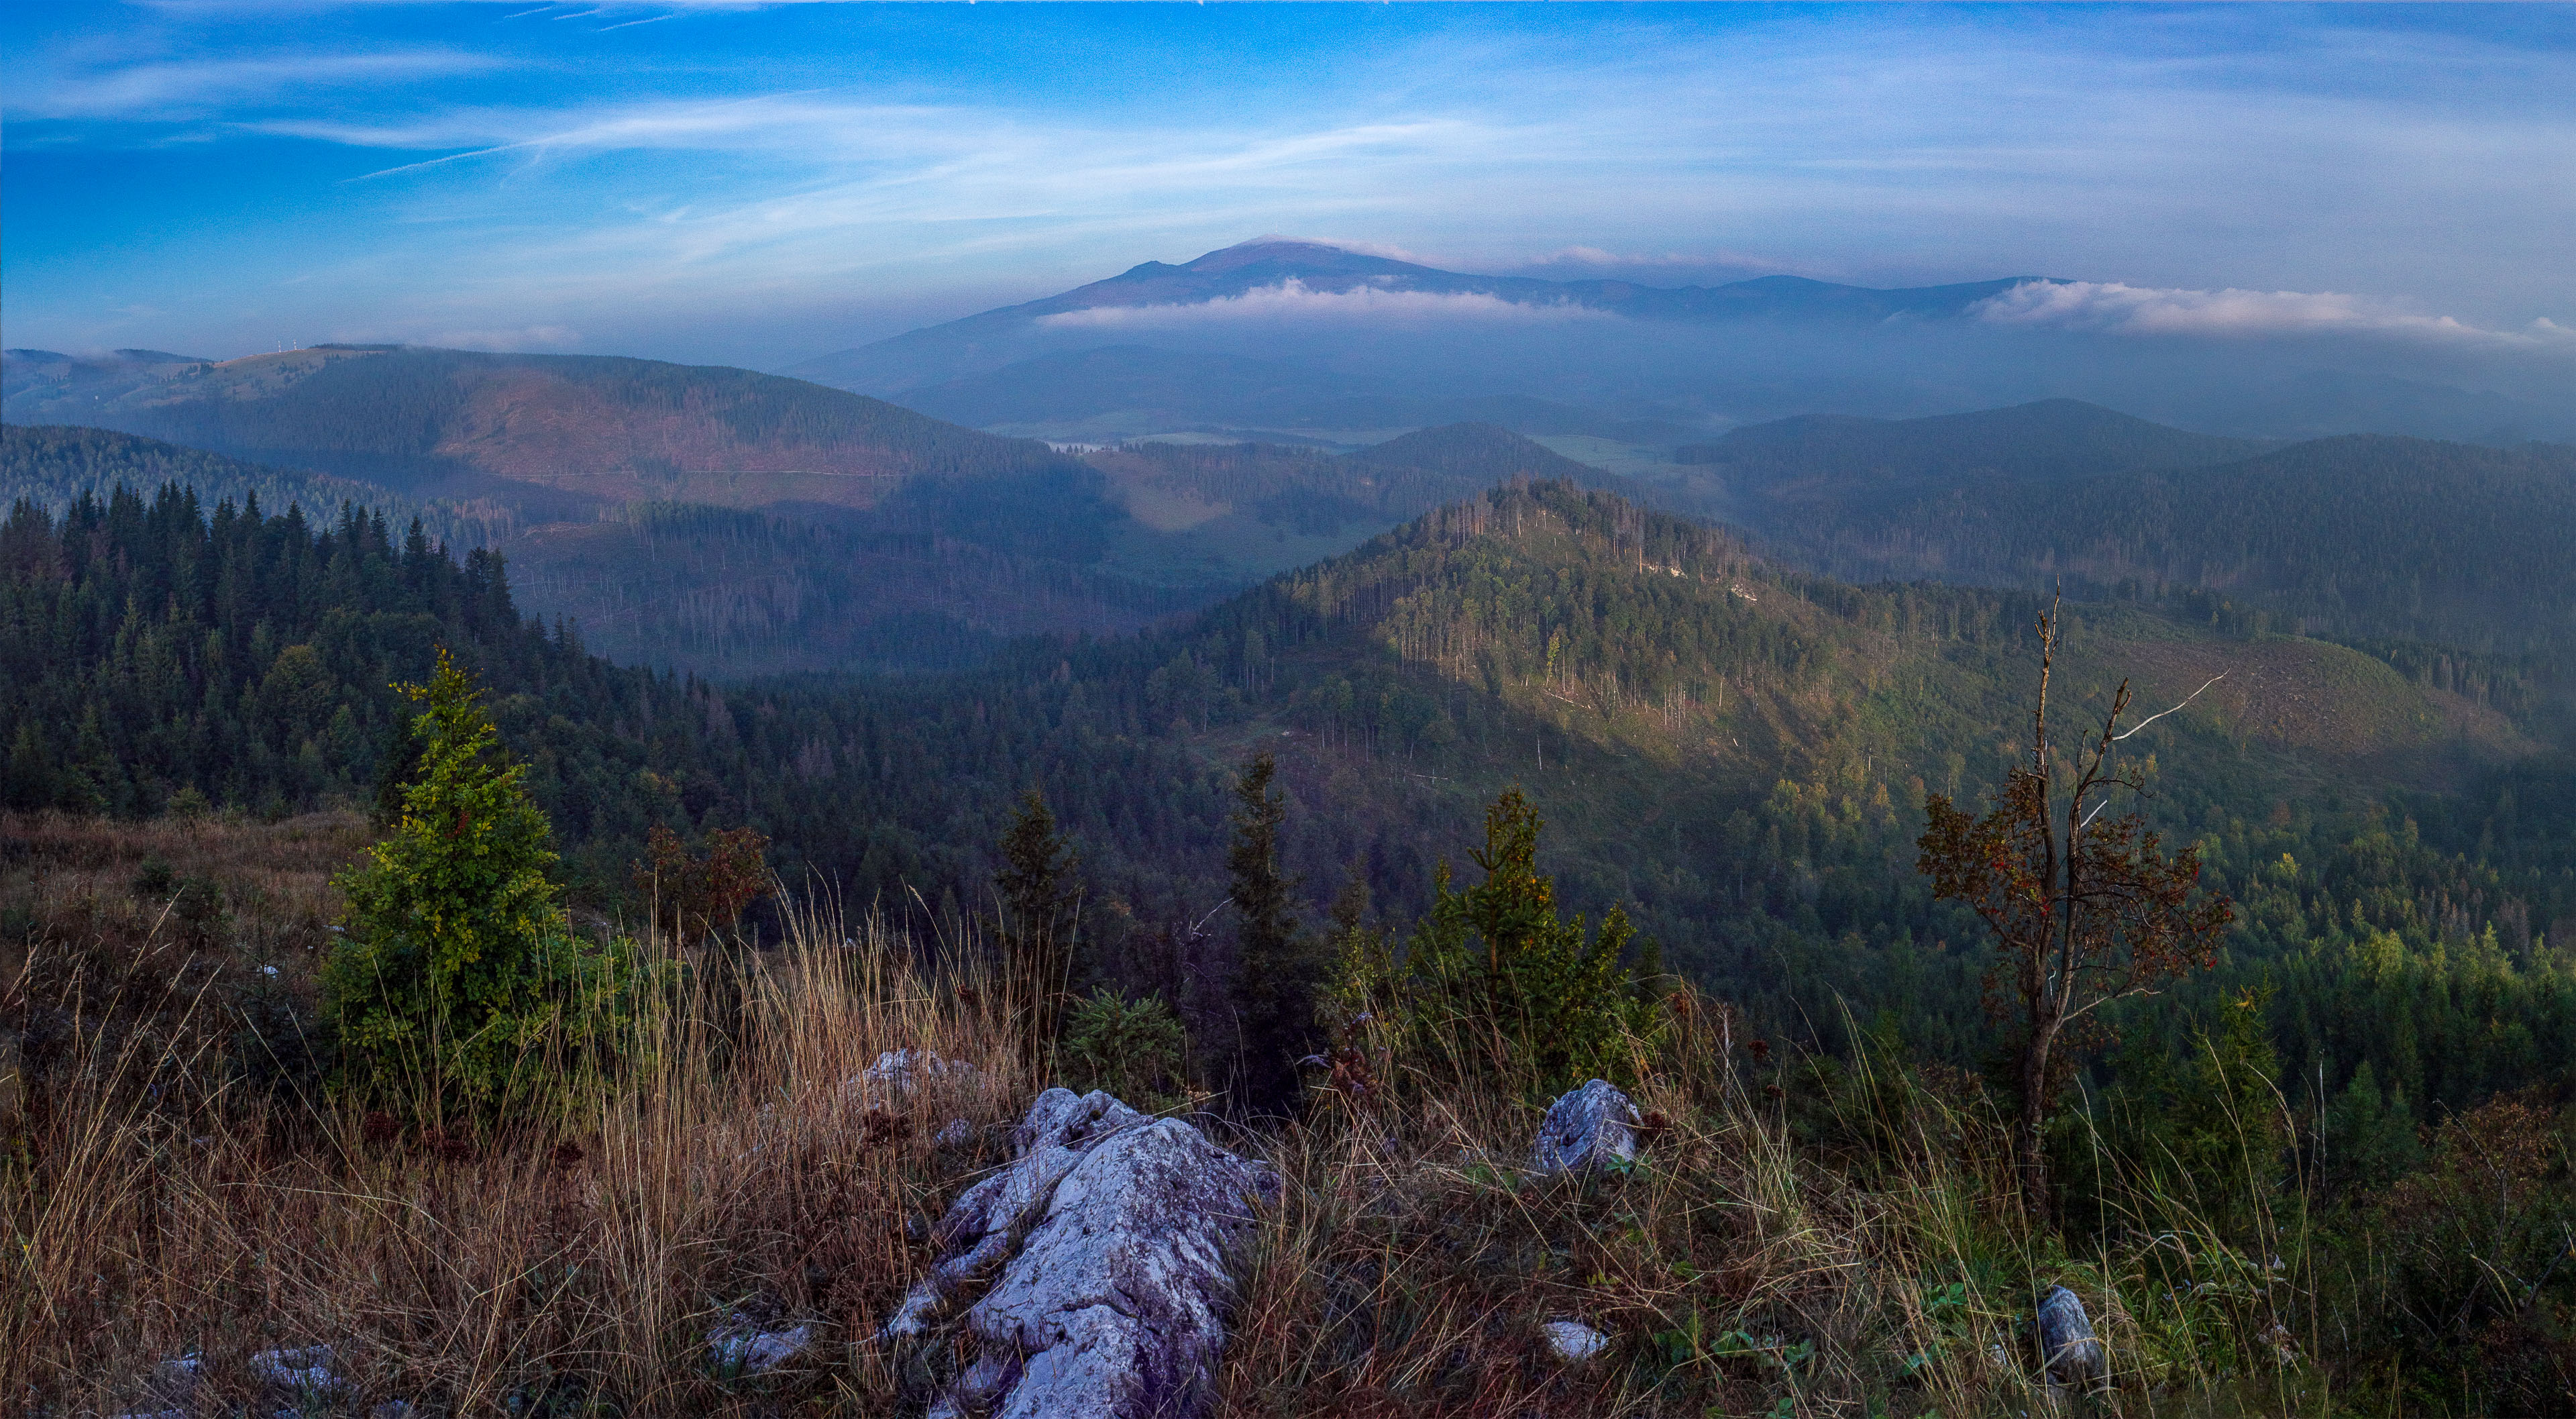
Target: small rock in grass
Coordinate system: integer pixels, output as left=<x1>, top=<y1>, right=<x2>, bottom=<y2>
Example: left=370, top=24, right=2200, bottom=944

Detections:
left=1532, top=1079, right=1642, bottom=1176
left=2037, top=1285, right=2105, bottom=1390
left=1540, top=1320, right=1611, bottom=1363
left=934, top=1117, right=975, bottom=1148
left=854, top=1048, right=974, bottom=1096
left=249, top=1346, right=344, bottom=1401
left=111, top=1353, right=201, bottom=1419
left=708, top=1320, right=814, bottom=1376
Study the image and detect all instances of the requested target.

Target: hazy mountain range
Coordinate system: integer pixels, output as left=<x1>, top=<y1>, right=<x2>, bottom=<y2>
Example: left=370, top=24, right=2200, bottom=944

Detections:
left=8, top=333, right=2571, bottom=696
left=775, top=239, right=2575, bottom=447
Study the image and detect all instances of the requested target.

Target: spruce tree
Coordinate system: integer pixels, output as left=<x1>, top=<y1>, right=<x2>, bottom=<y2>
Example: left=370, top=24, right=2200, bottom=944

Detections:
left=994, top=788, right=1081, bottom=1051
left=1227, top=753, right=1321, bottom=1116
left=1392, top=788, right=1652, bottom=1092
left=323, top=650, right=645, bottom=1116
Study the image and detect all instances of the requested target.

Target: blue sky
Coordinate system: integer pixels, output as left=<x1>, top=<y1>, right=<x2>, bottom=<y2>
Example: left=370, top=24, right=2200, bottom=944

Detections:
left=5, top=3, right=2573, bottom=370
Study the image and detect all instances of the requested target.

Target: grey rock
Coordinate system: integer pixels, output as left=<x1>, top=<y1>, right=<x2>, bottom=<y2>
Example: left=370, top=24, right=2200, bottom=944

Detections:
left=1532, top=1079, right=1642, bottom=1176
left=2037, top=1285, right=2105, bottom=1389
left=708, top=1320, right=815, bottom=1375
left=934, top=1117, right=976, bottom=1148
left=855, top=1047, right=975, bottom=1096
left=249, top=1346, right=345, bottom=1402
left=1539, top=1319, right=1610, bottom=1363
left=887, top=1087, right=1281, bottom=1419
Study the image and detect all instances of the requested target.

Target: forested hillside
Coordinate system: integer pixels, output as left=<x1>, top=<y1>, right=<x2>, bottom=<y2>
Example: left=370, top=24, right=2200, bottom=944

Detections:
left=1764, top=433, right=2576, bottom=658
left=0, top=345, right=1084, bottom=511
left=3, top=423, right=506, bottom=548
left=4, top=419, right=1641, bottom=675
left=8, top=474, right=2567, bottom=1129
left=1674, top=397, right=2265, bottom=490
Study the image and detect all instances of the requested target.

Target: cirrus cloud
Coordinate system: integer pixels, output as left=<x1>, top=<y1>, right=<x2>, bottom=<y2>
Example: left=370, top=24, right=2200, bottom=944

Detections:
left=1974, top=280, right=2576, bottom=352
left=1037, top=278, right=1613, bottom=331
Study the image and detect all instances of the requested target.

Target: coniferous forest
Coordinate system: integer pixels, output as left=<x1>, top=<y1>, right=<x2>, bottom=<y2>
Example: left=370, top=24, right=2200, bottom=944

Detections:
left=7, top=473, right=2569, bottom=1123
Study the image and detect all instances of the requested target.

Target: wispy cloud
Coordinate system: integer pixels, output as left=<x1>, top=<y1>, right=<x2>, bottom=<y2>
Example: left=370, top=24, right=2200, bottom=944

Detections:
left=1974, top=280, right=2576, bottom=352
left=1038, top=278, right=1613, bottom=330
left=7, top=5, right=2572, bottom=371
left=19, top=49, right=509, bottom=121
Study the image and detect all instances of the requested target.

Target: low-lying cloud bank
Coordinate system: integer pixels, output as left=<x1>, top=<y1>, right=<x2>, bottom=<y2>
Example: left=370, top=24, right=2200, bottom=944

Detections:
left=1976, top=280, right=2575, bottom=353
left=1037, top=278, right=1615, bottom=329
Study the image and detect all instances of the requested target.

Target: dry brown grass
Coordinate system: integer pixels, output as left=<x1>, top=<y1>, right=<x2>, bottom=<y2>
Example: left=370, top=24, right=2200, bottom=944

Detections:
left=3, top=814, right=1035, bottom=1416
left=3, top=813, right=2332, bottom=1418
left=1214, top=1000, right=1993, bottom=1418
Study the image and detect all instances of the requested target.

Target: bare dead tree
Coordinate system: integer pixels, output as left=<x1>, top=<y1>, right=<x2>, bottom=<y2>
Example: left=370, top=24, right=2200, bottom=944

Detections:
left=1917, top=592, right=2235, bottom=1224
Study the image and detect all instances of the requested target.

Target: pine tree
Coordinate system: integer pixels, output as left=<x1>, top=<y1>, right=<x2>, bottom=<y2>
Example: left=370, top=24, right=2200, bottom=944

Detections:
left=322, top=650, right=645, bottom=1116
left=994, top=788, right=1081, bottom=1052
left=1227, top=753, right=1321, bottom=1116
left=1393, top=788, right=1651, bottom=1092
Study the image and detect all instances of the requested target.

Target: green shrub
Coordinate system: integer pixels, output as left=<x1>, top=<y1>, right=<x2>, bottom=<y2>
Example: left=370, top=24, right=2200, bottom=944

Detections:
left=1061, top=988, right=1191, bottom=1112
left=321, top=650, right=651, bottom=1117
left=1339, top=788, right=1656, bottom=1096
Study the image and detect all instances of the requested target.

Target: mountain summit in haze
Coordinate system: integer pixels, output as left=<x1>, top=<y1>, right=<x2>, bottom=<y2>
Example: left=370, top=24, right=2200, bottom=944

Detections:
left=786, top=238, right=2054, bottom=396
left=783, top=240, right=2574, bottom=445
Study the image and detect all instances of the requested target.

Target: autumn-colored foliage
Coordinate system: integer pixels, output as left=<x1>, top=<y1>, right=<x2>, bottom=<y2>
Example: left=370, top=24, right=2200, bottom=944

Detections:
left=1917, top=598, right=2233, bottom=1221
left=633, top=823, right=771, bottom=943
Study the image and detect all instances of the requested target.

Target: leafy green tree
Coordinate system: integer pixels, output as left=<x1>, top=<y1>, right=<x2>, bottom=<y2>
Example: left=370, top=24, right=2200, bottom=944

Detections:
left=1373, top=788, right=1654, bottom=1094
left=1226, top=753, right=1324, bottom=1115
left=323, top=650, right=647, bottom=1115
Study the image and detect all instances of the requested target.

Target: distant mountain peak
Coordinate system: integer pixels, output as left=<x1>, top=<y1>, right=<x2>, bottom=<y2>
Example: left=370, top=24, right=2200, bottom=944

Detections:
left=1180, top=238, right=1437, bottom=277
left=786, top=244, right=2061, bottom=396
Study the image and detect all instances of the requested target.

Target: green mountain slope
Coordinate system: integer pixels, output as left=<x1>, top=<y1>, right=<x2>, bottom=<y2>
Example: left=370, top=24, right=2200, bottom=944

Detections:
left=3, top=418, right=1638, bottom=676
left=1079, top=423, right=1640, bottom=585
left=1645, top=398, right=2264, bottom=526
left=1765, top=433, right=2576, bottom=658
left=2, top=423, right=488, bottom=543
left=7, top=474, right=2569, bottom=1114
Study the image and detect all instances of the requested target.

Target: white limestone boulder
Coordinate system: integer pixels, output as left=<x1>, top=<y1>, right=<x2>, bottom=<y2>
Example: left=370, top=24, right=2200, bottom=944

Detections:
left=887, top=1088, right=1281, bottom=1419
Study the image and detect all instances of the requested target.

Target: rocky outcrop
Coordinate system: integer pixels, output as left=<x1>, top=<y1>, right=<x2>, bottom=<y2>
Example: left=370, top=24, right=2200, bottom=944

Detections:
left=885, top=1088, right=1281, bottom=1419
left=2036, top=1285, right=2105, bottom=1389
left=117, top=1346, right=350, bottom=1419
left=1532, top=1079, right=1642, bottom=1176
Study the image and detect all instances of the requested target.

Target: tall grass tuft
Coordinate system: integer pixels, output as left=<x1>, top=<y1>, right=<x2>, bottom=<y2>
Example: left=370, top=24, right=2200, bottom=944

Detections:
left=3, top=858, right=1028, bottom=1416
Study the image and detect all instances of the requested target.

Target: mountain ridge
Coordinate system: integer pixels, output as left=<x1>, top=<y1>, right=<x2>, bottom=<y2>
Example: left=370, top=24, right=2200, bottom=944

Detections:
left=785, top=238, right=2060, bottom=395
left=1, top=345, right=1084, bottom=514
